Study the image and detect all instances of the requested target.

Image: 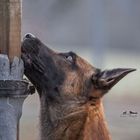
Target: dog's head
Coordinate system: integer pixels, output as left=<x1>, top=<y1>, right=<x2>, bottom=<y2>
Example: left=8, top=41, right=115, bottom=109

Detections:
left=21, top=33, right=135, bottom=102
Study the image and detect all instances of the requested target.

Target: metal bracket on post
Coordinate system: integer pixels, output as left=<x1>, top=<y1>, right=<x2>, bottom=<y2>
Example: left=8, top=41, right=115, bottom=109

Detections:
left=0, top=55, right=35, bottom=140
left=0, top=80, right=35, bottom=97
left=0, top=80, right=29, bottom=97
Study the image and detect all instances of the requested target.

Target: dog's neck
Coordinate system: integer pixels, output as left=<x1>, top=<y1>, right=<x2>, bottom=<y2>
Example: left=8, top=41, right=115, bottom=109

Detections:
left=83, top=101, right=111, bottom=140
left=40, top=93, right=111, bottom=140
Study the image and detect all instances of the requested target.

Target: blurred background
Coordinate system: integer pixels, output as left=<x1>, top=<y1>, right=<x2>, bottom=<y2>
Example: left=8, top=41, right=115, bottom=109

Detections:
left=21, top=0, right=140, bottom=140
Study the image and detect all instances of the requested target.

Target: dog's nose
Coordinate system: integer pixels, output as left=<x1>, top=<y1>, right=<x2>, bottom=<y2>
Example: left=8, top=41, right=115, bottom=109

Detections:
left=24, top=33, right=35, bottom=39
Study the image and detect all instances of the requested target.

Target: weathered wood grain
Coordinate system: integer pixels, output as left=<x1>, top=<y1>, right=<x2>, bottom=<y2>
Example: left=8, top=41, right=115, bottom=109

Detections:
left=0, top=0, right=21, bottom=61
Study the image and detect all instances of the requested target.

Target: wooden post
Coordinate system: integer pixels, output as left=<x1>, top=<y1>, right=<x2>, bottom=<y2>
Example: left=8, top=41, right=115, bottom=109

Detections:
left=0, top=0, right=21, bottom=60
left=0, top=0, right=30, bottom=140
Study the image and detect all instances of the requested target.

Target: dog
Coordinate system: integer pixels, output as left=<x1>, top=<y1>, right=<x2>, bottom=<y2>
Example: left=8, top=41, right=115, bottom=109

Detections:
left=21, top=33, right=135, bottom=140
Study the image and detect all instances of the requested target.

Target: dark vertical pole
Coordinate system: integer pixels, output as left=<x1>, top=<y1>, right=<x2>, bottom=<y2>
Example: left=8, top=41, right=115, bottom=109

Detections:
left=17, top=122, right=20, bottom=140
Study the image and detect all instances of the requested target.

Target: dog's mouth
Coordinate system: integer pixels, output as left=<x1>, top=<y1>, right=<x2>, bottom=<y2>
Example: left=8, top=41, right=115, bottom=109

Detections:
left=21, top=33, right=45, bottom=74
left=21, top=34, right=48, bottom=92
left=22, top=34, right=38, bottom=61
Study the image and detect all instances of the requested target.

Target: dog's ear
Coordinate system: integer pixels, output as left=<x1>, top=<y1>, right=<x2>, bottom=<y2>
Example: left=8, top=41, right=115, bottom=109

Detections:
left=92, top=68, right=136, bottom=92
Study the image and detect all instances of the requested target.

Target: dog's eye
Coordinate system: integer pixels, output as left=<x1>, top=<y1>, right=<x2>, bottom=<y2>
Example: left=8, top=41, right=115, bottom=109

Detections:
left=59, top=51, right=76, bottom=63
left=65, top=55, right=73, bottom=62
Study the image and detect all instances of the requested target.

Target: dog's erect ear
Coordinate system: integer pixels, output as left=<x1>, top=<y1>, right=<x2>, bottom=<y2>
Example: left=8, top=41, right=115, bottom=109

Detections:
left=92, top=68, right=136, bottom=91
